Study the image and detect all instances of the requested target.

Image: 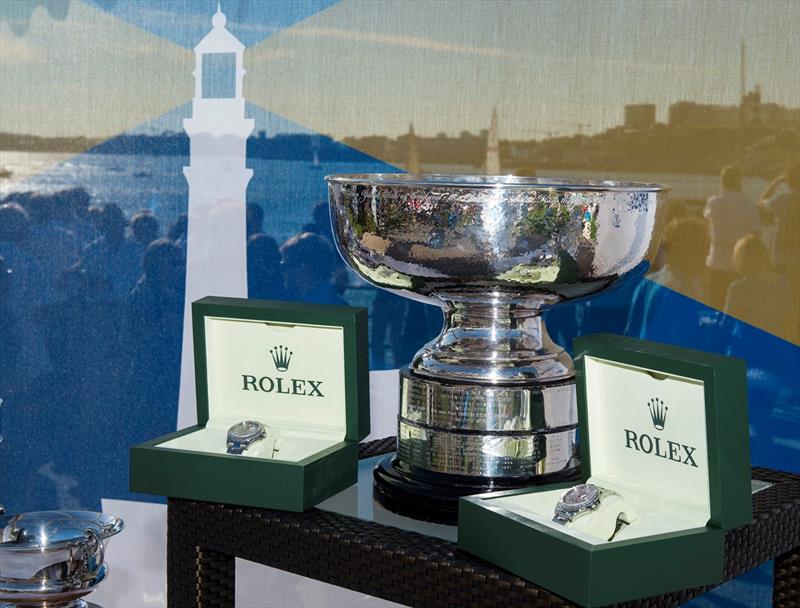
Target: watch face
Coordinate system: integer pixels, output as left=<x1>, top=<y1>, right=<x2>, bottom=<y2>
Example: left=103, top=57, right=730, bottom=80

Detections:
left=228, top=420, right=264, bottom=442
left=560, top=484, right=600, bottom=511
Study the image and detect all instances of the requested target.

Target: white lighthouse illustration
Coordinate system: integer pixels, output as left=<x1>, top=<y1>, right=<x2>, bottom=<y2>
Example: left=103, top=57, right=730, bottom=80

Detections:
left=177, top=3, right=254, bottom=428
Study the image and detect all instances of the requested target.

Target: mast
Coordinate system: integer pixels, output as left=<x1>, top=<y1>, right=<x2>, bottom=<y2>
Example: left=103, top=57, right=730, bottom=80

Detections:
left=485, top=108, right=500, bottom=175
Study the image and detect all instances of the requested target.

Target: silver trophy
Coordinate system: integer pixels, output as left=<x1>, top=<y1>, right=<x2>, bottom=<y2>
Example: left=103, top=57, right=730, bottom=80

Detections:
left=327, top=174, right=667, bottom=521
left=0, top=510, right=123, bottom=608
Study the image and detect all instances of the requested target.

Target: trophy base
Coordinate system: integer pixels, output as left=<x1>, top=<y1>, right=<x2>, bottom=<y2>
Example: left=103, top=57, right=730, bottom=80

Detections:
left=373, top=455, right=580, bottom=524
left=379, top=368, right=581, bottom=523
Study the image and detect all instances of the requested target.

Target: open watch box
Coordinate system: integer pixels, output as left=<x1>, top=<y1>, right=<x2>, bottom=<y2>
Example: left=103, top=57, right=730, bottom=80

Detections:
left=459, top=333, right=752, bottom=607
left=131, top=296, right=369, bottom=512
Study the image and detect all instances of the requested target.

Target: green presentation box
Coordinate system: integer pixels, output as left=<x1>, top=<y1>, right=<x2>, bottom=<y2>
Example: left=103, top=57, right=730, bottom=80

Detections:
left=459, top=333, right=751, bottom=607
left=131, top=296, right=370, bottom=511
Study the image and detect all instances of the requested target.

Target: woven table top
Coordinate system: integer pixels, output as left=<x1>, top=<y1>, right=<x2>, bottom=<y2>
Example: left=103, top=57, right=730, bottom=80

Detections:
left=167, top=437, right=800, bottom=608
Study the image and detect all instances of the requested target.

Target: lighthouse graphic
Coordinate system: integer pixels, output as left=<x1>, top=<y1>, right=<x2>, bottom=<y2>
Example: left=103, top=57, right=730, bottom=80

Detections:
left=177, top=4, right=254, bottom=428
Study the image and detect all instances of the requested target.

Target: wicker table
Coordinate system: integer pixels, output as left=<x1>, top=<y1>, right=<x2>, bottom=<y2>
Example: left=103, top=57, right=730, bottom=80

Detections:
left=167, top=438, right=800, bottom=607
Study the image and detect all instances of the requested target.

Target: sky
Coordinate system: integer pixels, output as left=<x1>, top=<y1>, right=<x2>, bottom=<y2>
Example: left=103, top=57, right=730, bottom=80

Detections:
left=1, top=0, right=799, bottom=140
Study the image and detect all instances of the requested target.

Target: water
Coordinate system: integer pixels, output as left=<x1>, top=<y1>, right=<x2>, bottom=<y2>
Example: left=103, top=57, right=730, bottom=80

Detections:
left=0, top=151, right=389, bottom=244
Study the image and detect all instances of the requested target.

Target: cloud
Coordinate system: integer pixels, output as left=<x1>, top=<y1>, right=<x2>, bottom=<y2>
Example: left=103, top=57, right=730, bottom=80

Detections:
left=286, top=25, right=518, bottom=59
left=0, top=29, right=46, bottom=64
left=0, top=0, right=70, bottom=36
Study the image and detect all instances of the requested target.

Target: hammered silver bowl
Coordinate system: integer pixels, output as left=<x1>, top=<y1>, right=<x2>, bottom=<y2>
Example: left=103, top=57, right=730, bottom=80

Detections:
left=326, top=174, right=668, bottom=518
left=0, top=510, right=123, bottom=608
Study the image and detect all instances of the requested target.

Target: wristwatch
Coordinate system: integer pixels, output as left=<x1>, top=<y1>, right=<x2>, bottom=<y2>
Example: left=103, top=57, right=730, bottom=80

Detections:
left=226, top=421, right=267, bottom=455
left=552, top=483, right=616, bottom=525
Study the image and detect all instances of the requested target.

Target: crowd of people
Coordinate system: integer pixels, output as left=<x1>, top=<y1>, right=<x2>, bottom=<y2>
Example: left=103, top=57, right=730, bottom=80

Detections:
left=0, top=191, right=359, bottom=389
left=0, top=189, right=357, bottom=506
left=643, top=162, right=799, bottom=340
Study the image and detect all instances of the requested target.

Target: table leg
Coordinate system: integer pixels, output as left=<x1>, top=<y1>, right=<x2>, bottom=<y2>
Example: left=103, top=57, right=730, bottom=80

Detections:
left=168, top=543, right=235, bottom=607
left=168, top=500, right=235, bottom=607
left=773, top=547, right=800, bottom=608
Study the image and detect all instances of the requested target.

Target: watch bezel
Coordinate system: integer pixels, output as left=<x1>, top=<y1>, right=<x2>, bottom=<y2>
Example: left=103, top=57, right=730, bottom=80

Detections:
left=553, top=483, right=608, bottom=524
left=559, top=483, right=601, bottom=512
left=228, top=420, right=266, bottom=442
left=226, top=421, right=267, bottom=454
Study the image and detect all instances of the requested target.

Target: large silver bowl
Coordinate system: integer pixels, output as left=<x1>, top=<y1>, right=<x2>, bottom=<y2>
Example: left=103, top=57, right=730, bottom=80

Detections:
left=328, top=174, right=667, bottom=383
left=327, top=174, right=668, bottom=519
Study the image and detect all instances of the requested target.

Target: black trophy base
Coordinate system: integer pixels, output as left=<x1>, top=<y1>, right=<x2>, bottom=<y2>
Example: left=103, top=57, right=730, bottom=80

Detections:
left=373, top=455, right=581, bottom=525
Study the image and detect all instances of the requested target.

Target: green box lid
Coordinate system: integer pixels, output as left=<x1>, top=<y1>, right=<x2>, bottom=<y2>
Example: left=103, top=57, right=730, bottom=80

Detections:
left=192, top=296, right=370, bottom=442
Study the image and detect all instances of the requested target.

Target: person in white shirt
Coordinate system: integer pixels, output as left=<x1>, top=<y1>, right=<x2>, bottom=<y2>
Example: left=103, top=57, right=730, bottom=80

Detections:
left=704, top=164, right=760, bottom=309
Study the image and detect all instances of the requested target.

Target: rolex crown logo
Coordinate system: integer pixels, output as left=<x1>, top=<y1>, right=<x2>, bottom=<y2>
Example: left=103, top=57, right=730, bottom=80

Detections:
left=270, top=345, right=293, bottom=372
left=647, top=397, right=668, bottom=431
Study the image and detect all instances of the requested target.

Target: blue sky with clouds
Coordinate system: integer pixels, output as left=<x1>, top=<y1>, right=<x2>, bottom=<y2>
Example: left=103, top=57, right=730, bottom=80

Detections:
left=2, top=0, right=799, bottom=141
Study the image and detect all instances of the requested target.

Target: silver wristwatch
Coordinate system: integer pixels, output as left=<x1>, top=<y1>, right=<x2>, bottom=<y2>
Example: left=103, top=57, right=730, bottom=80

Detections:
left=552, top=483, right=616, bottom=524
left=226, top=420, right=267, bottom=455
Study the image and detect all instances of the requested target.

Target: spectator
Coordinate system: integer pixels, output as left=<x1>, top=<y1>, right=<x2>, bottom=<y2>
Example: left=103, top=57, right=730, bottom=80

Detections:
left=130, top=211, right=159, bottom=248
left=125, top=239, right=185, bottom=425
left=168, top=213, right=188, bottom=242
left=0, top=256, right=20, bottom=398
left=649, top=217, right=709, bottom=301
left=759, top=163, right=800, bottom=326
left=57, top=188, right=94, bottom=245
left=300, top=201, right=332, bottom=242
left=247, top=233, right=286, bottom=301
left=0, top=203, right=31, bottom=260
left=281, top=232, right=345, bottom=305
left=128, top=239, right=184, bottom=316
left=0, top=203, right=50, bottom=384
left=246, top=203, right=264, bottom=239
left=24, top=192, right=80, bottom=302
left=80, top=204, right=141, bottom=299
left=626, top=218, right=713, bottom=347
left=724, top=235, right=794, bottom=337
left=168, top=213, right=189, bottom=260
left=704, top=164, right=760, bottom=309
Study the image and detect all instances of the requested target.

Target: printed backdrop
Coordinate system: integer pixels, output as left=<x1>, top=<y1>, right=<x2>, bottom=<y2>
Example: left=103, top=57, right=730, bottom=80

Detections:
left=1, top=1, right=798, bottom=606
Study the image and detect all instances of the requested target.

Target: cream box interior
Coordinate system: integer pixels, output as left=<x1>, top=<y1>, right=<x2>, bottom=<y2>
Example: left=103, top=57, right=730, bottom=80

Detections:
left=159, top=316, right=347, bottom=463
left=489, top=355, right=711, bottom=546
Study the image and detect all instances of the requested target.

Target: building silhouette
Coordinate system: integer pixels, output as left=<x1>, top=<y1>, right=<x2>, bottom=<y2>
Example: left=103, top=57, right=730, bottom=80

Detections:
left=669, top=88, right=800, bottom=130
left=177, top=4, right=254, bottom=428
left=624, top=104, right=656, bottom=130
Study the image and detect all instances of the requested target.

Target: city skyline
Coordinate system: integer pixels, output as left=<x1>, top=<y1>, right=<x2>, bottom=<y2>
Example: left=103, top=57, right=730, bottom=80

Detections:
left=3, top=88, right=797, bottom=144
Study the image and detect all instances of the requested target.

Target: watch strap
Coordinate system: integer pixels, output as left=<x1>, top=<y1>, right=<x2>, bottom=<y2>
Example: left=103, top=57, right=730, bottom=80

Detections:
left=227, top=441, right=246, bottom=454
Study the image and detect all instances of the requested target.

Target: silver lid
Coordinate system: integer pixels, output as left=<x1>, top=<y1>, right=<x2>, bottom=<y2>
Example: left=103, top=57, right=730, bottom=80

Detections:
left=0, top=510, right=123, bottom=552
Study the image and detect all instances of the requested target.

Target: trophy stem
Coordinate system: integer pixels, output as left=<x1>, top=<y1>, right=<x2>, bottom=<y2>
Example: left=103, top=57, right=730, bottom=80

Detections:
left=412, top=296, right=573, bottom=384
